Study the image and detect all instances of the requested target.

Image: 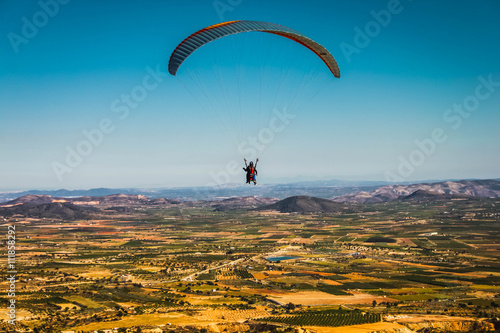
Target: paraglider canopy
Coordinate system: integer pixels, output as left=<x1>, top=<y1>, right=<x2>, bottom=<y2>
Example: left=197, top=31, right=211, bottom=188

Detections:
left=167, top=20, right=341, bottom=169
left=168, top=20, right=340, bottom=78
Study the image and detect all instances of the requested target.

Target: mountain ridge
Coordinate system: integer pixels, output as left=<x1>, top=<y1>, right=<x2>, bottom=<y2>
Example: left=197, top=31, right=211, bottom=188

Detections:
left=1, top=180, right=499, bottom=217
left=332, top=179, right=500, bottom=203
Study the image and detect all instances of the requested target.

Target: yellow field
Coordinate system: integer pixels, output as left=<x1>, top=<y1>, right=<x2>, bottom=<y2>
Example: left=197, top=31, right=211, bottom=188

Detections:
left=341, top=273, right=381, bottom=281
left=471, top=285, right=500, bottom=290
left=185, top=295, right=246, bottom=305
left=116, top=302, right=141, bottom=308
left=0, top=309, right=33, bottom=321
left=320, top=279, right=343, bottom=286
left=65, top=296, right=103, bottom=308
left=194, top=306, right=270, bottom=322
left=136, top=265, right=164, bottom=272
left=251, top=272, right=267, bottom=279
left=77, top=270, right=114, bottom=278
left=71, top=312, right=216, bottom=331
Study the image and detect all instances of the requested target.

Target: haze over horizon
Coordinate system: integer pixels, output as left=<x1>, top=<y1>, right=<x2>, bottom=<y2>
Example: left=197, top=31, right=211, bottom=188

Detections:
left=1, top=0, right=499, bottom=190
left=2, top=176, right=500, bottom=194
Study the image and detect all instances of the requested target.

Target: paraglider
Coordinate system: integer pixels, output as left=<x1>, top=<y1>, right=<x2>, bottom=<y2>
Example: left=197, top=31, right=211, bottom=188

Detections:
left=243, top=158, right=258, bottom=185
left=168, top=21, right=341, bottom=185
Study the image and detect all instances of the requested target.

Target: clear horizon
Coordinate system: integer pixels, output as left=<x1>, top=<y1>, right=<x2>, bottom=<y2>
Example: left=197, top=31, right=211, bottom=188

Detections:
left=1, top=0, right=499, bottom=190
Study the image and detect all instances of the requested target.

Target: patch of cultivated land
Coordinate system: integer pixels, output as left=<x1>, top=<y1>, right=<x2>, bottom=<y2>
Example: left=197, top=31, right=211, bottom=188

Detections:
left=195, top=306, right=270, bottom=322
left=184, top=296, right=246, bottom=305
left=321, top=279, right=343, bottom=286
left=305, top=321, right=410, bottom=333
left=268, top=291, right=398, bottom=306
left=387, top=314, right=476, bottom=323
left=71, top=312, right=216, bottom=332
left=65, top=295, right=103, bottom=308
left=0, top=309, right=33, bottom=321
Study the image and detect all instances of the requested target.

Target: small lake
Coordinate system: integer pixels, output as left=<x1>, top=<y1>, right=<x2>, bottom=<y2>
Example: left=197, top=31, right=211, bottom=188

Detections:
left=266, top=256, right=301, bottom=262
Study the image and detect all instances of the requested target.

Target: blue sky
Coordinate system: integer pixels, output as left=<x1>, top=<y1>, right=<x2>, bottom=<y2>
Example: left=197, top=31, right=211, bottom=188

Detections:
left=1, top=0, right=499, bottom=190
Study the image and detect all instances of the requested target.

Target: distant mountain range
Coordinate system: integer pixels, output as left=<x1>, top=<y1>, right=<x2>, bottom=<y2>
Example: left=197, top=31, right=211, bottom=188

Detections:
left=1, top=179, right=499, bottom=218
left=0, top=179, right=407, bottom=203
left=2, top=179, right=498, bottom=203
left=332, top=179, right=500, bottom=203
left=0, top=193, right=280, bottom=219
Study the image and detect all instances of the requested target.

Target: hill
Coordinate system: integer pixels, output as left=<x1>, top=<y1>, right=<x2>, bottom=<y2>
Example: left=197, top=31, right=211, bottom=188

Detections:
left=399, top=189, right=471, bottom=203
left=213, top=196, right=278, bottom=211
left=1, top=194, right=58, bottom=206
left=261, top=196, right=344, bottom=213
left=0, top=202, right=100, bottom=220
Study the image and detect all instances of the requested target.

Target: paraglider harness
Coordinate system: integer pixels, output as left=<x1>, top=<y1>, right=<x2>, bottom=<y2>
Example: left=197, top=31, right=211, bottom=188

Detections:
left=244, top=158, right=258, bottom=185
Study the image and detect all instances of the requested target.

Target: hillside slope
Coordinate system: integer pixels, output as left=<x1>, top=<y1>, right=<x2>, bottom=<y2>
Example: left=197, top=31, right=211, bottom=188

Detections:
left=261, top=196, right=344, bottom=213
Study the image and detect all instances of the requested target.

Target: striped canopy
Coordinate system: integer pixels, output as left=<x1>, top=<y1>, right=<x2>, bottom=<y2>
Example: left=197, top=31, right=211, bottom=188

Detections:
left=168, top=20, right=340, bottom=78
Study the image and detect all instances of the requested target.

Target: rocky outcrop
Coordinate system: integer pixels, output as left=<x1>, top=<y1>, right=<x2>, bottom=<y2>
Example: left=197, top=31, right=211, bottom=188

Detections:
left=371, top=328, right=414, bottom=333
left=403, top=319, right=494, bottom=332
